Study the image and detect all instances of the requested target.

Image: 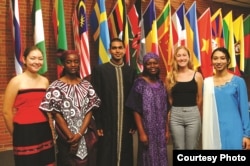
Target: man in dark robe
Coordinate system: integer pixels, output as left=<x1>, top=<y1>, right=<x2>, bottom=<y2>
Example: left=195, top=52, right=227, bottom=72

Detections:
left=91, top=38, right=137, bottom=166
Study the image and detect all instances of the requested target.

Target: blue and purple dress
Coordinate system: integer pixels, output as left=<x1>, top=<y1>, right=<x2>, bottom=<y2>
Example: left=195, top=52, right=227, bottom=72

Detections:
left=126, top=77, right=168, bottom=166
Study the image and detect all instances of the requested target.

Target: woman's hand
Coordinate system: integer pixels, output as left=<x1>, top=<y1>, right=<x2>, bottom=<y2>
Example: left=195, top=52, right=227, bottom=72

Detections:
left=68, top=133, right=82, bottom=154
left=139, top=133, right=148, bottom=146
left=242, top=137, right=250, bottom=150
left=67, top=133, right=81, bottom=145
left=165, top=130, right=170, bottom=144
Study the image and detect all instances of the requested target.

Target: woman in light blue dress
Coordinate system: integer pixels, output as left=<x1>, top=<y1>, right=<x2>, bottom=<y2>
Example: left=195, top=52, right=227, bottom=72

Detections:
left=202, top=47, right=250, bottom=149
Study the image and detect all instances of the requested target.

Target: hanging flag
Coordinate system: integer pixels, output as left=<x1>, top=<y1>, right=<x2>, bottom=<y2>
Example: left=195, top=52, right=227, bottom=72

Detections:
left=233, top=14, right=244, bottom=75
left=135, top=0, right=146, bottom=66
left=10, top=0, right=23, bottom=75
left=171, top=3, right=186, bottom=49
left=185, top=1, right=201, bottom=69
left=90, top=0, right=110, bottom=64
left=211, top=8, right=224, bottom=50
left=108, top=0, right=123, bottom=39
left=128, top=4, right=143, bottom=72
left=198, top=8, right=213, bottom=78
left=223, top=11, right=236, bottom=69
left=143, top=0, right=158, bottom=54
left=244, top=15, right=250, bottom=76
left=157, top=1, right=172, bottom=71
left=123, top=6, right=130, bottom=64
left=72, top=0, right=90, bottom=78
left=52, top=0, right=68, bottom=77
left=108, top=0, right=130, bottom=63
left=128, top=4, right=139, bottom=55
left=32, top=0, right=47, bottom=74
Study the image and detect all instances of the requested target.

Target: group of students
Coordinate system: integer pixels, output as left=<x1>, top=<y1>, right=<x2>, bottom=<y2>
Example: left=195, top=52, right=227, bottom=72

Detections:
left=2, top=37, right=250, bottom=166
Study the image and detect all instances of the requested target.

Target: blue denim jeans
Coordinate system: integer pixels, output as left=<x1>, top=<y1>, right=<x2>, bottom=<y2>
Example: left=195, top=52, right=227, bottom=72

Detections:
left=170, top=106, right=201, bottom=149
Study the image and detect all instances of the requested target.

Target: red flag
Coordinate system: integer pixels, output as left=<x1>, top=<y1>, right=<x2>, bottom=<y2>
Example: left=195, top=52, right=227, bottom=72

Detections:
left=72, top=0, right=91, bottom=78
left=128, top=4, right=143, bottom=72
left=198, top=8, right=213, bottom=78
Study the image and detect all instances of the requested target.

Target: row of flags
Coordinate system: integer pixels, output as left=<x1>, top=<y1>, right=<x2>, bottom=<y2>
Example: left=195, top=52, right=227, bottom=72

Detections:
left=10, top=0, right=250, bottom=78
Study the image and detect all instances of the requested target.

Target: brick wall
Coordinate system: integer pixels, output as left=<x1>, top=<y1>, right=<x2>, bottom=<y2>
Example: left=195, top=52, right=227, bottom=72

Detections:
left=0, top=0, right=249, bottom=152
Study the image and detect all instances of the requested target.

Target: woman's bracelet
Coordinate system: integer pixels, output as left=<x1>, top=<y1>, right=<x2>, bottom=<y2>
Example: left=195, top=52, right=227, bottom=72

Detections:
left=77, top=132, right=82, bottom=137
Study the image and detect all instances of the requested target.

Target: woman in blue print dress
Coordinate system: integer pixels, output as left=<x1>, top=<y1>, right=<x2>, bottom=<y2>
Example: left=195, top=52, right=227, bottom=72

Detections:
left=203, top=47, right=250, bottom=149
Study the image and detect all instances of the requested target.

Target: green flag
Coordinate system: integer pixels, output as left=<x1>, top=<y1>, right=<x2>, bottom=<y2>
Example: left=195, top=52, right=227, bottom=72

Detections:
left=244, top=15, right=250, bottom=76
left=32, top=0, right=47, bottom=74
left=52, top=0, right=68, bottom=77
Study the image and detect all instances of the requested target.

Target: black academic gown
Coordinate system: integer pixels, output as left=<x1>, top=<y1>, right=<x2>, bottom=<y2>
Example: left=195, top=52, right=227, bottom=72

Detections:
left=91, top=62, right=137, bottom=166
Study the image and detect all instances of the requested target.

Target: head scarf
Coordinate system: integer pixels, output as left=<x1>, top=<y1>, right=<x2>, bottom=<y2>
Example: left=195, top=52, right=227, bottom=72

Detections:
left=143, top=52, right=160, bottom=64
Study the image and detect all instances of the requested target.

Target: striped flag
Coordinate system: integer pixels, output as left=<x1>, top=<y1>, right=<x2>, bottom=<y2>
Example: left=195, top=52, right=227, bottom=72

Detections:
left=198, top=8, right=213, bottom=78
left=185, top=1, right=201, bottom=69
left=244, top=15, right=250, bottom=76
left=135, top=0, right=146, bottom=66
left=10, top=0, right=23, bottom=75
left=108, top=0, right=130, bottom=63
left=157, top=1, right=172, bottom=71
left=53, top=0, right=68, bottom=77
left=233, top=14, right=244, bottom=75
left=223, top=11, right=236, bottom=69
left=72, top=0, right=90, bottom=78
left=32, top=0, right=47, bottom=74
left=128, top=4, right=143, bottom=73
left=108, top=0, right=123, bottom=39
left=171, top=3, right=186, bottom=49
left=211, top=8, right=224, bottom=49
left=143, top=0, right=158, bottom=54
left=123, top=5, right=130, bottom=64
left=90, top=0, right=110, bottom=64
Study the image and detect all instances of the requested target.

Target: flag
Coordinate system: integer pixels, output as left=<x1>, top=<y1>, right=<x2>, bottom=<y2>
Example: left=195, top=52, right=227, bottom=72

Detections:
left=211, top=8, right=224, bottom=50
left=185, top=1, right=201, bottom=69
left=32, top=0, right=47, bottom=74
left=223, top=11, right=236, bottom=69
left=53, top=0, right=68, bottom=77
left=123, top=8, right=130, bottom=64
left=143, top=0, right=158, bottom=54
left=157, top=1, right=172, bottom=71
left=233, top=14, right=244, bottom=74
left=135, top=0, right=146, bottom=66
left=90, top=0, right=110, bottom=64
left=72, top=0, right=90, bottom=78
left=128, top=4, right=143, bottom=73
left=108, top=0, right=123, bottom=39
left=10, top=0, right=23, bottom=75
left=171, top=3, right=186, bottom=49
left=198, top=8, right=213, bottom=78
left=244, top=15, right=250, bottom=76
left=108, top=0, right=130, bottom=63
